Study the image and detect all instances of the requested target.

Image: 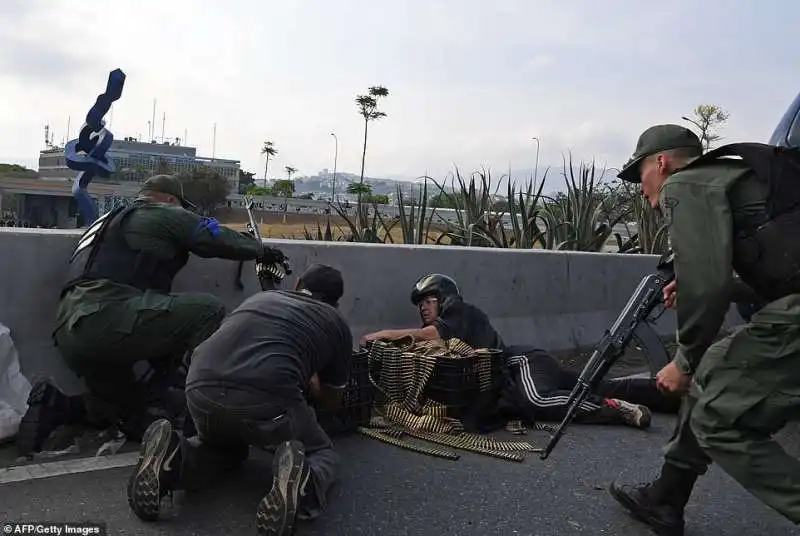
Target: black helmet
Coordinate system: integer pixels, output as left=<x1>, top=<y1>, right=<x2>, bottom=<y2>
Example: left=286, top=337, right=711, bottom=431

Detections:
left=411, top=274, right=460, bottom=306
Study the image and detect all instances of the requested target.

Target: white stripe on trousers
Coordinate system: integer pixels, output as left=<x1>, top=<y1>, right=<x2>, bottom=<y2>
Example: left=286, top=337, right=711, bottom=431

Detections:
left=512, top=355, right=602, bottom=412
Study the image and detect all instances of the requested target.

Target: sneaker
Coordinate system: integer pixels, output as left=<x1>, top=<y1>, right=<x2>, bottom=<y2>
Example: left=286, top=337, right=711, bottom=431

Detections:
left=256, top=440, right=308, bottom=536
left=127, top=419, right=183, bottom=522
left=609, top=480, right=685, bottom=536
left=17, top=379, right=85, bottom=457
left=607, top=399, right=651, bottom=429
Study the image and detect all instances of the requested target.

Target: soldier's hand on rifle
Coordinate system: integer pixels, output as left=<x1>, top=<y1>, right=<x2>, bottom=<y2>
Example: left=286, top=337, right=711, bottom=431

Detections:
left=663, top=280, right=677, bottom=309
left=260, top=245, right=287, bottom=266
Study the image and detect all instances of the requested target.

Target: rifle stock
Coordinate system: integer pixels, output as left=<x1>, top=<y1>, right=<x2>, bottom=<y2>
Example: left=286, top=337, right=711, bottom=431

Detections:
left=539, top=252, right=675, bottom=460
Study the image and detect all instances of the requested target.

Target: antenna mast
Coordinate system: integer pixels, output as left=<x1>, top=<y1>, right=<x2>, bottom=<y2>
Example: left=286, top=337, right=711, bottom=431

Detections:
left=151, top=99, right=156, bottom=140
left=212, top=123, right=217, bottom=160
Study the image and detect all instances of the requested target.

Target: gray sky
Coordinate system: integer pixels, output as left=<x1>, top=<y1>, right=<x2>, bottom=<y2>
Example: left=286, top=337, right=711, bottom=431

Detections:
left=1, top=0, right=798, bottom=186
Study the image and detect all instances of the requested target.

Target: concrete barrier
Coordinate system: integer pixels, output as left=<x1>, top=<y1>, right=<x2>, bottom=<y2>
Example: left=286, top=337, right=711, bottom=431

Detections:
left=0, top=228, right=743, bottom=394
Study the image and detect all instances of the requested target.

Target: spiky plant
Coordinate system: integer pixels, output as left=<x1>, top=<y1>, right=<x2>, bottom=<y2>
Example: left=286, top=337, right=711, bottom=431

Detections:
left=539, top=152, right=631, bottom=251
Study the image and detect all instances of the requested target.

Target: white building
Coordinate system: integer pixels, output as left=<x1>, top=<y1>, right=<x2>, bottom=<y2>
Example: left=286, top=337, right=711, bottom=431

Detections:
left=38, top=137, right=240, bottom=192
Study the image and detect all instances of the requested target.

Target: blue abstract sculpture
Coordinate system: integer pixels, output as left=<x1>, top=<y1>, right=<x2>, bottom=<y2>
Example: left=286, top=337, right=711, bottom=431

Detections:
left=64, top=68, right=126, bottom=225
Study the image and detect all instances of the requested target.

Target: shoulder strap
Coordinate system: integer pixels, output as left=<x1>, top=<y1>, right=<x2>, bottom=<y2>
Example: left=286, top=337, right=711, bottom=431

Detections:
left=682, top=142, right=800, bottom=218
left=69, top=204, right=138, bottom=263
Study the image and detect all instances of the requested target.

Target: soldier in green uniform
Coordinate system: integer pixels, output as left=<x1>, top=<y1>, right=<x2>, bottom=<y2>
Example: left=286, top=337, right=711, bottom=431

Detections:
left=45, top=174, right=283, bottom=442
left=609, top=125, right=800, bottom=535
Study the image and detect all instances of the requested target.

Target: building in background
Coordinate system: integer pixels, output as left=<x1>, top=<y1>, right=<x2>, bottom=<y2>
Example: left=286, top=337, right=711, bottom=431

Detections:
left=38, top=137, right=240, bottom=192
left=0, top=137, right=241, bottom=228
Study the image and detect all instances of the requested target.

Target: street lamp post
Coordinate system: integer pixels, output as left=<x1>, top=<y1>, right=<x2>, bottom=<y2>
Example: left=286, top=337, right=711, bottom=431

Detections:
left=330, top=133, right=338, bottom=202
left=531, top=136, right=540, bottom=182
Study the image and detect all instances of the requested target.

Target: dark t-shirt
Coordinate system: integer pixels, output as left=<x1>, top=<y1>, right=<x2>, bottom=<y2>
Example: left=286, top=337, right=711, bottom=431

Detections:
left=432, top=298, right=505, bottom=351
left=186, top=290, right=353, bottom=401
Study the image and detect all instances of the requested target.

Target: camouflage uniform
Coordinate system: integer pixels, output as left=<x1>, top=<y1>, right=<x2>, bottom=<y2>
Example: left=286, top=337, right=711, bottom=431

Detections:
left=610, top=125, right=800, bottom=535
left=52, top=175, right=265, bottom=437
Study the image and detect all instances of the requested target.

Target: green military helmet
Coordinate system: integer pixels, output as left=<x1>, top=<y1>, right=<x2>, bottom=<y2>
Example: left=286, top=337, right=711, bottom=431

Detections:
left=618, top=125, right=702, bottom=183
left=139, top=174, right=197, bottom=210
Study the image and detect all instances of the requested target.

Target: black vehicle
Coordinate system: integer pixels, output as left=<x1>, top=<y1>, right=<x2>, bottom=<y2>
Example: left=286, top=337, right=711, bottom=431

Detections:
left=768, top=90, right=800, bottom=148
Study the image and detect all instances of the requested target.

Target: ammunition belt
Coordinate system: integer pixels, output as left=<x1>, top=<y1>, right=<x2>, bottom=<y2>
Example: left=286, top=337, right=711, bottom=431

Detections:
left=357, top=426, right=460, bottom=461
left=358, top=339, right=550, bottom=463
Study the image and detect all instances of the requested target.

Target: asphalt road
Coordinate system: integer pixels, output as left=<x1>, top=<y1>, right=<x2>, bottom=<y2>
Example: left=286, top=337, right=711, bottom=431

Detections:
left=2, top=414, right=799, bottom=536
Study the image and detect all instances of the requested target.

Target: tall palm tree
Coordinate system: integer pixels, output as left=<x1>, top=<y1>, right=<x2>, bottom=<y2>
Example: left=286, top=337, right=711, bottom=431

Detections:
left=260, top=141, right=277, bottom=187
left=355, top=86, right=389, bottom=222
left=258, top=141, right=278, bottom=224
left=285, top=166, right=297, bottom=181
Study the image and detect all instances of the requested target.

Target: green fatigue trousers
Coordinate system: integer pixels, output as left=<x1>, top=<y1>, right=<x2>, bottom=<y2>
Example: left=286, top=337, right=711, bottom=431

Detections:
left=663, top=294, right=800, bottom=524
left=54, top=290, right=226, bottom=428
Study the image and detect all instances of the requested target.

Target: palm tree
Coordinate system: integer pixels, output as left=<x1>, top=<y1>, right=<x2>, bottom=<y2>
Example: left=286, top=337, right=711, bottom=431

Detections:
left=285, top=166, right=297, bottom=181
left=273, top=178, right=295, bottom=224
left=355, top=86, right=389, bottom=223
left=347, top=182, right=372, bottom=199
left=259, top=141, right=278, bottom=223
left=260, top=141, right=277, bottom=187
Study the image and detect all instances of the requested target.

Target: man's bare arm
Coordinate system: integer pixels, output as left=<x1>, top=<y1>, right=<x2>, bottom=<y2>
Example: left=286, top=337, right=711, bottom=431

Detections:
left=361, top=325, right=440, bottom=345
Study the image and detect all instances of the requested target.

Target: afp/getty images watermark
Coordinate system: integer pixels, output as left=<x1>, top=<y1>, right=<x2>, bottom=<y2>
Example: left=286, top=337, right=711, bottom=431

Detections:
left=2, top=523, right=106, bottom=536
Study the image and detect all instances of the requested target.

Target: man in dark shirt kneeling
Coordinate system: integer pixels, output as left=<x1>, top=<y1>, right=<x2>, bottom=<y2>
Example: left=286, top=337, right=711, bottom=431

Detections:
left=126, top=264, right=353, bottom=536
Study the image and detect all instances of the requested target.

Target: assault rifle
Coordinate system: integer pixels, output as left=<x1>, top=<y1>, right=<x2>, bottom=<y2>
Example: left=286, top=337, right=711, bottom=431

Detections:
left=234, top=196, right=291, bottom=291
left=538, top=251, right=675, bottom=460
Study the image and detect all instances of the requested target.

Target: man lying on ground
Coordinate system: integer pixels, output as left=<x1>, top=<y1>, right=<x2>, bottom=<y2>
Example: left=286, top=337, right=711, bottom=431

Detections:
left=361, top=273, right=681, bottom=433
left=127, top=264, right=353, bottom=536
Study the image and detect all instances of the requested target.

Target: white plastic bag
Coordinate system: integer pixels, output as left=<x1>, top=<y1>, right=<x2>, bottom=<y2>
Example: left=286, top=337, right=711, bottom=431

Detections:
left=0, top=323, right=31, bottom=442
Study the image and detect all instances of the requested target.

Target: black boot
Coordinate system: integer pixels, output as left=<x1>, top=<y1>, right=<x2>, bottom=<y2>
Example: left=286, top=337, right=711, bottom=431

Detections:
left=16, top=379, right=86, bottom=457
left=609, top=463, right=698, bottom=536
left=127, top=419, right=186, bottom=522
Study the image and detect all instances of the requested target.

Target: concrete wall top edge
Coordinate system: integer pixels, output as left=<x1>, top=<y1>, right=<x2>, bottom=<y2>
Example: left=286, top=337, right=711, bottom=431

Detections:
left=0, top=228, right=662, bottom=259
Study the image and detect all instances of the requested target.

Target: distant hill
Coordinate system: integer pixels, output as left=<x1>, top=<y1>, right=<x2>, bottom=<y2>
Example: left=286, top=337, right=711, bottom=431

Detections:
left=0, top=163, right=39, bottom=178
left=288, top=163, right=619, bottom=198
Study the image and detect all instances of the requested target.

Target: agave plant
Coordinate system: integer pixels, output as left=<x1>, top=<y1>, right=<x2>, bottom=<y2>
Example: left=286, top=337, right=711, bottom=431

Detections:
left=381, top=181, right=439, bottom=244
left=302, top=215, right=336, bottom=241
left=494, top=168, right=550, bottom=249
left=328, top=200, right=385, bottom=243
left=539, top=152, right=631, bottom=251
left=431, top=168, right=508, bottom=247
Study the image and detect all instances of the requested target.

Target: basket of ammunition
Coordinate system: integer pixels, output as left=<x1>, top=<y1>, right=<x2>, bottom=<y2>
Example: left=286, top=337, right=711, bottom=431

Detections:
left=423, top=349, right=504, bottom=419
left=315, top=348, right=376, bottom=435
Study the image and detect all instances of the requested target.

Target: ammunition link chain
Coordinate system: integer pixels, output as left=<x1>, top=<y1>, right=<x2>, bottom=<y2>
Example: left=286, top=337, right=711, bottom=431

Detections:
left=357, top=426, right=460, bottom=461
left=401, top=429, right=527, bottom=462
left=358, top=339, right=550, bottom=463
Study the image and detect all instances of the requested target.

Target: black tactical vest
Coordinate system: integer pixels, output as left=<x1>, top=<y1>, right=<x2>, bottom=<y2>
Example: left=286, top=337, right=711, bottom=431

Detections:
left=681, top=143, right=800, bottom=303
left=62, top=203, right=190, bottom=296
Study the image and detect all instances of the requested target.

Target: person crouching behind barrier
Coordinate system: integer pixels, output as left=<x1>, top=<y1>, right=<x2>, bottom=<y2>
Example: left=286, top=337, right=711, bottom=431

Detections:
left=361, top=274, right=680, bottom=433
left=126, top=264, right=353, bottom=536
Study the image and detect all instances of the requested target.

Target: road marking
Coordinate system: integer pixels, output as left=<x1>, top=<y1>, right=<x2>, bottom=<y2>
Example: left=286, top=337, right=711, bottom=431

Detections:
left=0, top=452, right=139, bottom=484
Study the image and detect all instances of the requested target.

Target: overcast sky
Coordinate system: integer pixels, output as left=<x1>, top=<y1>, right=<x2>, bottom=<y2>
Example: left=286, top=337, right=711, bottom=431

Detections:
left=1, top=0, right=799, bottom=186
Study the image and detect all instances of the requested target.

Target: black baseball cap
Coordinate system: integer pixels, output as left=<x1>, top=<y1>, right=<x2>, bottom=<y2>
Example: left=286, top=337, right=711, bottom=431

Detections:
left=618, top=124, right=703, bottom=183
left=299, top=264, right=344, bottom=306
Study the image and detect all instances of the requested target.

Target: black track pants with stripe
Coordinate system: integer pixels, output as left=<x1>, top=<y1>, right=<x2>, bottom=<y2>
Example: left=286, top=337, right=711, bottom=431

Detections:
left=499, top=346, right=680, bottom=425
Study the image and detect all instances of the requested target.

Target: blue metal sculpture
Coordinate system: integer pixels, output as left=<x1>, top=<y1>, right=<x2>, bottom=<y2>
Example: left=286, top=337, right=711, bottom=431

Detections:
left=64, top=68, right=126, bottom=225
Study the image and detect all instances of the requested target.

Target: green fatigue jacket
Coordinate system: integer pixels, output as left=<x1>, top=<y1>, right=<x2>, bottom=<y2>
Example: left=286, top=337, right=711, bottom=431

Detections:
left=54, top=202, right=263, bottom=335
left=659, top=159, right=770, bottom=375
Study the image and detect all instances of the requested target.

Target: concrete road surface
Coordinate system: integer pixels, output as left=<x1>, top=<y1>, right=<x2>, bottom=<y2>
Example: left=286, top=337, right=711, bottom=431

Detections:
left=2, top=414, right=799, bottom=536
